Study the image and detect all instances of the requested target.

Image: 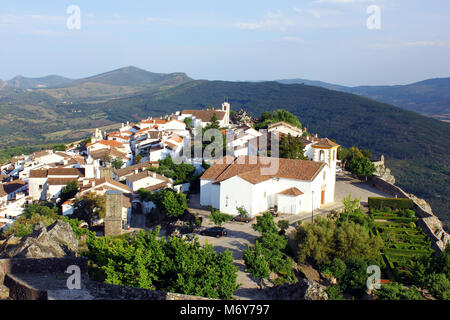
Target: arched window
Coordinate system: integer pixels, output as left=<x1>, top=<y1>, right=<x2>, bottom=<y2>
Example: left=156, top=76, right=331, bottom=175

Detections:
left=319, top=150, right=325, bottom=161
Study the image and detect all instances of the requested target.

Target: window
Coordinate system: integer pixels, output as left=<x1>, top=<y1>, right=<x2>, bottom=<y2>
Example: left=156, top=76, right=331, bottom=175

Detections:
left=319, top=150, right=325, bottom=161
left=225, top=196, right=229, bottom=207
left=323, top=172, right=326, bottom=181
left=333, top=150, right=336, bottom=161
left=264, top=192, right=267, bottom=198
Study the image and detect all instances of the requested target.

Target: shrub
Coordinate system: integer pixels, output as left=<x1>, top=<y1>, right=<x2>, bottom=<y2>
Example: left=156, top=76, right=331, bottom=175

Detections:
left=368, top=197, right=414, bottom=210
left=210, top=208, right=233, bottom=227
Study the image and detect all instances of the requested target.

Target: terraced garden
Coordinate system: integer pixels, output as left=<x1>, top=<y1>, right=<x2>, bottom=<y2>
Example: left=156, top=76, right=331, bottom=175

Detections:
left=368, top=198, right=434, bottom=282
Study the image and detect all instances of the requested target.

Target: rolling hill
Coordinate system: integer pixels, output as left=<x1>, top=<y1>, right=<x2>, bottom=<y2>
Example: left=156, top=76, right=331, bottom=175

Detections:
left=7, top=75, right=74, bottom=89
left=0, top=69, right=448, bottom=229
left=277, top=77, right=450, bottom=121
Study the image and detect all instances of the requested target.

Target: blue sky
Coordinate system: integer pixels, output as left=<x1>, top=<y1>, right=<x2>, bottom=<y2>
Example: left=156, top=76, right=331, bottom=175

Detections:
left=0, top=0, right=449, bottom=86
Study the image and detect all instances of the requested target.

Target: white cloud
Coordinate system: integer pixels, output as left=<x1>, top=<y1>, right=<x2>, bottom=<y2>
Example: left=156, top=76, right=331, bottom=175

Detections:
left=236, top=11, right=294, bottom=31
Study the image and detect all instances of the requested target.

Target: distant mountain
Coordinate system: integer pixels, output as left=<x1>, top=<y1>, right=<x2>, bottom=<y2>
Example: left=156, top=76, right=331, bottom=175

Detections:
left=69, top=66, right=191, bottom=87
left=7, top=75, right=73, bottom=89
left=277, top=78, right=348, bottom=92
left=6, top=66, right=192, bottom=94
left=3, top=66, right=193, bottom=102
left=277, top=77, right=450, bottom=120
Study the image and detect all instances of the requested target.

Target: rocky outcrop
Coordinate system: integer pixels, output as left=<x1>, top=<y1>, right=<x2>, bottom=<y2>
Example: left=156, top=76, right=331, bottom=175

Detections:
left=231, top=109, right=255, bottom=126
left=372, top=155, right=395, bottom=184
left=267, top=278, right=328, bottom=300
left=0, top=220, right=78, bottom=259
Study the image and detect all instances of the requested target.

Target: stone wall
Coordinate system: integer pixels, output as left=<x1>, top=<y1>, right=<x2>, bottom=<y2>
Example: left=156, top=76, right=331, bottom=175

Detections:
left=368, top=176, right=449, bottom=252
left=0, top=257, right=212, bottom=300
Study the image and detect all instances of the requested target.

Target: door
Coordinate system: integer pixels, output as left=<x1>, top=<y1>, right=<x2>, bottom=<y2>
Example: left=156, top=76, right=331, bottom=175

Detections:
left=321, top=190, right=325, bottom=205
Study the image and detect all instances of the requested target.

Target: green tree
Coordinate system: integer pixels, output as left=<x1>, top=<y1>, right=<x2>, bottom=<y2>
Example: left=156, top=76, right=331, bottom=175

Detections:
left=348, top=156, right=376, bottom=179
left=23, top=202, right=58, bottom=219
left=425, top=273, right=450, bottom=300
left=150, top=189, right=187, bottom=218
left=279, top=134, right=309, bottom=160
left=52, top=144, right=67, bottom=151
left=72, top=192, right=106, bottom=227
left=236, top=206, right=249, bottom=218
left=375, top=282, right=424, bottom=300
left=296, top=217, right=383, bottom=266
left=243, top=241, right=271, bottom=289
left=183, top=117, right=193, bottom=128
left=111, top=158, right=124, bottom=170
left=210, top=207, right=233, bottom=227
left=58, top=180, right=79, bottom=206
left=255, top=109, right=302, bottom=129
left=85, top=229, right=239, bottom=299
left=252, top=212, right=278, bottom=234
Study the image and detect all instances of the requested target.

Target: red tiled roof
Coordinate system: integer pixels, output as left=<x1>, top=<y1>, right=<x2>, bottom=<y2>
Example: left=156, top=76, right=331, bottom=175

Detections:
left=30, top=170, right=48, bottom=178
left=201, top=156, right=325, bottom=185
left=312, top=138, right=340, bottom=149
left=278, top=187, right=304, bottom=197
left=181, top=109, right=226, bottom=122
left=48, top=178, right=78, bottom=186
left=48, top=168, right=85, bottom=177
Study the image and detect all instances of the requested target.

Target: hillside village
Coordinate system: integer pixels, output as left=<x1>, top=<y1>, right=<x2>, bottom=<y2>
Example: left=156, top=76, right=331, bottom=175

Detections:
left=0, top=102, right=448, bottom=301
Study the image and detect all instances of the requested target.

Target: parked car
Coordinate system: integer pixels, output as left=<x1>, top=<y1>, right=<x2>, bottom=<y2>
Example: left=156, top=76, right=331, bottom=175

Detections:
left=232, top=215, right=254, bottom=223
left=200, top=227, right=227, bottom=238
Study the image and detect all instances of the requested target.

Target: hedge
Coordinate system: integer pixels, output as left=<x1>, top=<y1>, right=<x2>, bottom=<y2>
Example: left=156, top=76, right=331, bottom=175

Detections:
left=368, top=197, right=414, bottom=210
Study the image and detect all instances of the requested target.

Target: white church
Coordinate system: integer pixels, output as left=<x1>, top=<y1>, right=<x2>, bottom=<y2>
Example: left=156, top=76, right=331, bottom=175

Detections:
left=200, top=138, right=340, bottom=216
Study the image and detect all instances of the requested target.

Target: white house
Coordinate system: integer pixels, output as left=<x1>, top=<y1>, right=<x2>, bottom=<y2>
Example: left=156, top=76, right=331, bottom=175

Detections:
left=125, top=171, right=172, bottom=192
left=267, top=121, right=304, bottom=137
left=178, top=102, right=231, bottom=128
left=29, top=168, right=85, bottom=201
left=200, top=151, right=339, bottom=217
left=227, top=125, right=263, bottom=157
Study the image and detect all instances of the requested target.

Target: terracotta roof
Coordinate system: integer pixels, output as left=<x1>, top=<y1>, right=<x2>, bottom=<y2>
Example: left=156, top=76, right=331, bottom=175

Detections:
left=0, top=184, right=6, bottom=197
left=164, top=141, right=179, bottom=150
left=89, top=140, right=124, bottom=148
left=201, top=156, right=325, bottom=185
left=312, top=138, right=340, bottom=149
left=278, top=187, right=304, bottom=197
left=30, top=170, right=48, bottom=178
left=168, top=134, right=183, bottom=143
left=181, top=109, right=226, bottom=122
left=48, top=178, right=78, bottom=186
left=126, top=170, right=171, bottom=183
left=144, top=181, right=170, bottom=192
left=54, top=152, right=71, bottom=159
left=93, top=177, right=131, bottom=193
left=32, top=151, right=51, bottom=159
left=48, top=168, right=85, bottom=177
left=113, top=161, right=155, bottom=178
left=90, top=148, right=129, bottom=161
